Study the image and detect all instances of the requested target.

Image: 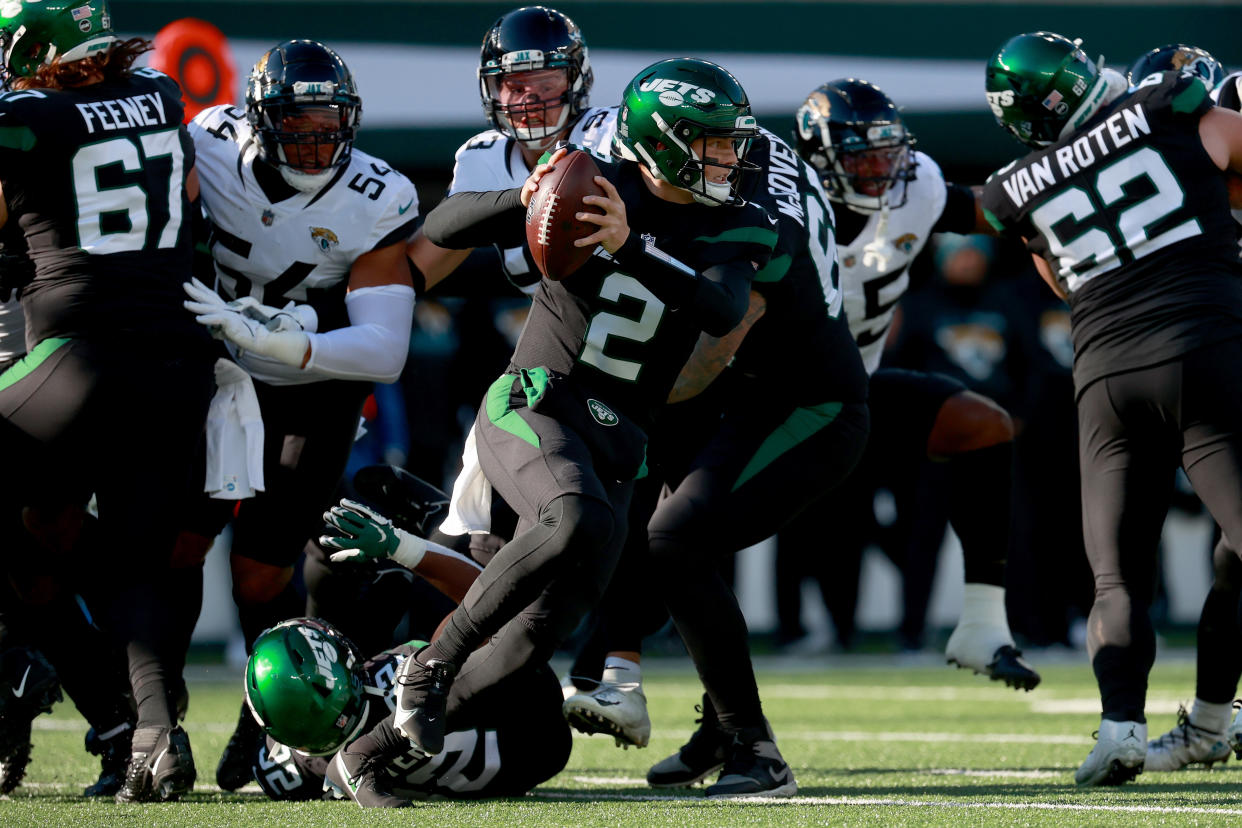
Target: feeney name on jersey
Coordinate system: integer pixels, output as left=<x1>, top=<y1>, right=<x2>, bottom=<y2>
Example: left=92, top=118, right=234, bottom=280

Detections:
left=187, top=102, right=421, bottom=385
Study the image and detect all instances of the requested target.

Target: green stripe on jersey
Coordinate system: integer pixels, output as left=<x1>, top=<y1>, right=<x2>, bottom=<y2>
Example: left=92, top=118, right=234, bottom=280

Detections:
left=694, top=227, right=778, bottom=248
left=0, top=125, right=36, bottom=151
left=982, top=207, right=1006, bottom=234
left=0, top=337, right=69, bottom=392
left=754, top=253, right=791, bottom=283
left=732, top=401, right=843, bottom=491
left=485, top=374, right=540, bottom=449
left=1171, top=80, right=1208, bottom=114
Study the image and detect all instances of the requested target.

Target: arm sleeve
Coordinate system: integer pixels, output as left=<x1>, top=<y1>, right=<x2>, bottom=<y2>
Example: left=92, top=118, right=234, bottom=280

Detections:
left=303, top=284, right=414, bottom=383
left=611, top=232, right=753, bottom=336
left=422, top=188, right=526, bottom=250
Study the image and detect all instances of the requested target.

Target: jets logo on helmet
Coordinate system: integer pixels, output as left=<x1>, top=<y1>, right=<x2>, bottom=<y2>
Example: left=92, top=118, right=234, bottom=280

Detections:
left=985, top=31, right=1103, bottom=148
left=613, top=57, right=759, bottom=207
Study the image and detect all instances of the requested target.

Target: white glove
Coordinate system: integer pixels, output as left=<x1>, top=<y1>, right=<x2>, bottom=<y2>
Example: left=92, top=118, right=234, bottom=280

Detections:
left=183, top=278, right=318, bottom=334
left=184, top=279, right=309, bottom=367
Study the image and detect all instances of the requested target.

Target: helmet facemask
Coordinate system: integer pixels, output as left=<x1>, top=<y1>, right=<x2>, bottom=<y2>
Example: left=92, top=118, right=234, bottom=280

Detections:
left=641, top=115, right=759, bottom=206
left=480, top=48, right=589, bottom=151
left=253, top=99, right=358, bottom=190
left=804, top=117, right=914, bottom=212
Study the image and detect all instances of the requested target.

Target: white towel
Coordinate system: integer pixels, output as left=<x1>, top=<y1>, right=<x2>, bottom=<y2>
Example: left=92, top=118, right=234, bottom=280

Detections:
left=440, top=424, right=493, bottom=535
left=205, top=358, right=266, bottom=499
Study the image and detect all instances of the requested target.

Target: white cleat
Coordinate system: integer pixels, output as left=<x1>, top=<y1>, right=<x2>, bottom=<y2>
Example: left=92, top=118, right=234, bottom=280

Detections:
left=1227, top=700, right=1242, bottom=760
left=946, top=585, right=1040, bottom=691
left=1144, top=707, right=1230, bottom=771
left=562, top=681, right=651, bottom=749
left=1075, top=719, right=1146, bottom=786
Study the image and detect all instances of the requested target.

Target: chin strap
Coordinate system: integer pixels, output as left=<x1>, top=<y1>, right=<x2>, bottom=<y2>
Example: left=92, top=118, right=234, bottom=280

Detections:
left=278, top=164, right=334, bottom=193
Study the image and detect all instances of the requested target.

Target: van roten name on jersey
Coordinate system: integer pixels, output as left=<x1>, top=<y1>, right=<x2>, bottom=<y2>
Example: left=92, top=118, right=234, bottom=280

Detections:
left=75, top=93, right=168, bottom=134
left=999, top=102, right=1152, bottom=209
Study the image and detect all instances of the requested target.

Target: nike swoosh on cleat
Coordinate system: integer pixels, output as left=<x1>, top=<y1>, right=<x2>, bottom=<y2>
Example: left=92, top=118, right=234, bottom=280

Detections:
left=768, top=766, right=789, bottom=783
left=595, top=698, right=621, bottom=707
left=12, top=665, right=30, bottom=698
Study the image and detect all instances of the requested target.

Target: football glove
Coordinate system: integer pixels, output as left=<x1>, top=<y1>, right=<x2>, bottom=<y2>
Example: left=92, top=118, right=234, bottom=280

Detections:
left=320, top=499, right=428, bottom=570
left=183, top=278, right=310, bottom=368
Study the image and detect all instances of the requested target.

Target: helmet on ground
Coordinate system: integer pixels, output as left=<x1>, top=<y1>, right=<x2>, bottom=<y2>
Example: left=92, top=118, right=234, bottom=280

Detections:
left=244, top=617, right=367, bottom=756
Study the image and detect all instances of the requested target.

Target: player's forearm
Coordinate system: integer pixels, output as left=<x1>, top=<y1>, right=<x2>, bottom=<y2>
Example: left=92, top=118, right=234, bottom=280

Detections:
left=423, top=188, right=526, bottom=250
left=304, top=284, right=414, bottom=382
left=669, top=291, right=766, bottom=403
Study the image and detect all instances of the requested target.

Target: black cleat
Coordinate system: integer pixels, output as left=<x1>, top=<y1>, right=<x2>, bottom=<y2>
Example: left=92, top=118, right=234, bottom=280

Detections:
left=115, top=725, right=197, bottom=802
left=0, top=647, right=62, bottom=794
left=324, top=742, right=411, bottom=808
left=647, top=695, right=729, bottom=788
left=986, top=645, right=1042, bottom=691
left=84, top=722, right=133, bottom=797
left=393, top=649, right=456, bottom=756
left=216, top=701, right=264, bottom=791
left=705, top=722, right=797, bottom=799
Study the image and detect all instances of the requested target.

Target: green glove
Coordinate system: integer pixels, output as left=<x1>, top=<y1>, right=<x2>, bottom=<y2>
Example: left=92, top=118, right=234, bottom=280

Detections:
left=320, top=499, right=427, bottom=570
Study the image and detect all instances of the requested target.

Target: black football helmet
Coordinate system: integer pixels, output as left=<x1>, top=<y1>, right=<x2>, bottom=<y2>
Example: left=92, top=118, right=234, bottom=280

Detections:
left=245, top=40, right=362, bottom=182
left=1127, top=44, right=1226, bottom=90
left=478, top=5, right=593, bottom=149
left=793, top=79, right=916, bottom=212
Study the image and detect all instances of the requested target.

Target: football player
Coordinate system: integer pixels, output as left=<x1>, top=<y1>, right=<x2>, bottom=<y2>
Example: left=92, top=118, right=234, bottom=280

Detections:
left=0, top=0, right=218, bottom=802
left=982, top=31, right=1242, bottom=785
left=240, top=493, right=570, bottom=807
left=181, top=39, right=420, bottom=791
left=1127, top=44, right=1242, bottom=773
left=406, top=5, right=613, bottom=292
left=783, top=79, right=1039, bottom=685
left=393, top=57, right=773, bottom=773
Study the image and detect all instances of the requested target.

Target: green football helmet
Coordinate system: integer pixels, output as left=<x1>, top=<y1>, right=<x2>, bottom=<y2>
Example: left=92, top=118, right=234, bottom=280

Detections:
left=985, top=31, right=1101, bottom=148
left=612, top=57, right=758, bottom=206
left=244, top=618, right=368, bottom=756
left=0, top=0, right=117, bottom=88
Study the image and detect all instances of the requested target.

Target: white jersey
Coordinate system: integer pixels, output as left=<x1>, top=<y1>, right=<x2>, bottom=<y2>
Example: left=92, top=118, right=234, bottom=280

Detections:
left=839, top=150, right=948, bottom=374
left=446, top=107, right=617, bottom=292
left=188, top=104, right=421, bottom=385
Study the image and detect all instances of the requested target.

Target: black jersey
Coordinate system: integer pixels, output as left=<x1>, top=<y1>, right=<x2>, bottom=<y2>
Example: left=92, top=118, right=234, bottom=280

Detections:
left=982, top=71, right=1242, bottom=395
left=735, top=131, right=868, bottom=404
left=254, top=643, right=569, bottom=801
left=0, top=69, right=202, bottom=346
left=427, top=154, right=775, bottom=430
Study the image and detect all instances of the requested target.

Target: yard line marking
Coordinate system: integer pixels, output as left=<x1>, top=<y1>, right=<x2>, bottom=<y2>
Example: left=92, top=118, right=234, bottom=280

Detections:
left=571, top=729, right=1095, bottom=744
left=32, top=719, right=236, bottom=733
left=927, top=768, right=1063, bottom=779
left=534, top=791, right=1242, bottom=815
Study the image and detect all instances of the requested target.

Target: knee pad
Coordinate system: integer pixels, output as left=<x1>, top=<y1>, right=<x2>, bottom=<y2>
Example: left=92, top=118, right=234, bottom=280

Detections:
left=547, top=495, right=615, bottom=560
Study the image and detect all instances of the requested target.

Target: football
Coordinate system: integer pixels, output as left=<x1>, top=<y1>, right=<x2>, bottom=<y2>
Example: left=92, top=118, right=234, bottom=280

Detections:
left=525, top=150, right=605, bottom=281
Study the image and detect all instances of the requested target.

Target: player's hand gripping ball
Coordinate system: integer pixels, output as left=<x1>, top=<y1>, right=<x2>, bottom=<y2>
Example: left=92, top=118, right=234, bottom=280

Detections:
left=524, top=149, right=605, bottom=281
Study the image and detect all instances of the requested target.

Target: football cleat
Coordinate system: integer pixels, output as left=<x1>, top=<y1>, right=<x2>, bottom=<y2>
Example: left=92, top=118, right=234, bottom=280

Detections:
left=1075, top=719, right=1146, bottom=786
left=945, top=625, right=1041, bottom=691
left=393, top=649, right=456, bottom=756
left=84, top=722, right=134, bottom=797
left=1228, top=700, right=1242, bottom=760
left=562, top=681, right=651, bottom=748
left=705, top=722, right=797, bottom=799
left=216, top=701, right=265, bottom=791
left=1144, top=706, right=1230, bottom=771
left=648, top=695, right=729, bottom=787
left=0, top=646, right=62, bottom=795
left=324, top=743, right=410, bottom=808
left=115, top=725, right=197, bottom=802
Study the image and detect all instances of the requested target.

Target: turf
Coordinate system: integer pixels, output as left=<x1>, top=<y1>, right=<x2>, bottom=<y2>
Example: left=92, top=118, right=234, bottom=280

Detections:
left=4, top=653, right=1241, bottom=826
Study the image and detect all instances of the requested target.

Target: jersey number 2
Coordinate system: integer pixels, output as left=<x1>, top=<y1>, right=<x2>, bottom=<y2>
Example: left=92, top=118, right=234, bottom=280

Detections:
left=579, top=273, right=665, bottom=381
left=72, top=128, right=185, bottom=255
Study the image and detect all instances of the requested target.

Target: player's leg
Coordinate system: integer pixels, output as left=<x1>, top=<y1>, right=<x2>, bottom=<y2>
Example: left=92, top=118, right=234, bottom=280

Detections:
left=1149, top=338, right=1242, bottom=769
left=398, top=378, right=628, bottom=755
left=1074, top=365, right=1178, bottom=786
left=650, top=394, right=868, bottom=797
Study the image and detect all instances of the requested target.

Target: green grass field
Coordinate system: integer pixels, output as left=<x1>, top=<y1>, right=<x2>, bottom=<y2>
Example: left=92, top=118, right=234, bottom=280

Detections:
left=4, top=653, right=1241, bottom=827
